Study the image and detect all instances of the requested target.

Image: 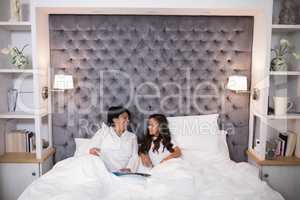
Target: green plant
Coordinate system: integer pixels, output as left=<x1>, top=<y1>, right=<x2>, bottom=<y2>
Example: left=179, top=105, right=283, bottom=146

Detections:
left=271, top=39, right=300, bottom=71
left=1, top=44, right=29, bottom=69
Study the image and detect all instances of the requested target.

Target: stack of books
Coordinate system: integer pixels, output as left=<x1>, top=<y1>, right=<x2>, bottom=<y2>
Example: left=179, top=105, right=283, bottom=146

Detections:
left=275, top=131, right=297, bottom=157
left=5, top=130, right=36, bottom=153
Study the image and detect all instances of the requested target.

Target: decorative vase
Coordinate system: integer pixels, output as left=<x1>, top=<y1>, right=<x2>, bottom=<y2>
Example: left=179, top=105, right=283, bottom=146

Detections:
left=279, top=0, right=298, bottom=24
left=273, top=97, right=294, bottom=115
left=7, top=89, right=18, bottom=112
left=10, top=0, right=22, bottom=22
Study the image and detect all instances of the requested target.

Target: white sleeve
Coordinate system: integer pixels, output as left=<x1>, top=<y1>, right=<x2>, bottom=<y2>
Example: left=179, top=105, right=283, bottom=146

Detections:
left=125, top=135, right=139, bottom=172
left=86, top=128, right=106, bottom=153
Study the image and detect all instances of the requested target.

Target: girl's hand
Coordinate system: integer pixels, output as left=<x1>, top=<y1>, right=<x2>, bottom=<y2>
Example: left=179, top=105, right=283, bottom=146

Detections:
left=89, top=148, right=101, bottom=156
left=140, top=153, right=153, bottom=168
left=160, top=158, right=168, bottom=163
left=160, top=147, right=182, bottom=163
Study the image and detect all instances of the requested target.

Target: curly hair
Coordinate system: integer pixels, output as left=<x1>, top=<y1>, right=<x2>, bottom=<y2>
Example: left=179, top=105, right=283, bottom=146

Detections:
left=140, top=114, right=174, bottom=154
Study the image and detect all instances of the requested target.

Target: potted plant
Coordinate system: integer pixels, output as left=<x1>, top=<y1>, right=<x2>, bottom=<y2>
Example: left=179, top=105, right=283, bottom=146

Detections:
left=271, top=39, right=300, bottom=71
left=1, top=44, right=29, bottom=69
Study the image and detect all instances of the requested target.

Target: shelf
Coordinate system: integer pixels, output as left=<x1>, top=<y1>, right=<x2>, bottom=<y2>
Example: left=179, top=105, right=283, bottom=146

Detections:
left=0, top=112, right=35, bottom=119
left=0, top=111, right=48, bottom=119
left=270, top=71, right=300, bottom=76
left=254, top=112, right=300, bottom=120
left=267, top=113, right=300, bottom=120
left=0, top=69, right=33, bottom=74
left=272, top=24, right=300, bottom=32
left=247, top=150, right=300, bottom=166
left=0, top=21, right=31, bottom=31
left=0, top=148, right=55, bottom=163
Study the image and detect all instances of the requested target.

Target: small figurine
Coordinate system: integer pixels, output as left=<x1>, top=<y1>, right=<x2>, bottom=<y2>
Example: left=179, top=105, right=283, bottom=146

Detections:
left=279, top=0, right=298, bottom=24
left=10, top=0, right=22, bottom=22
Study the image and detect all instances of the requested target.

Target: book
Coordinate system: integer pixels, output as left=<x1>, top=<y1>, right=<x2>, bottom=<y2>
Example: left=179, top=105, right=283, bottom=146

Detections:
left=296, top=134, right=300, bottom=159
left=279, top=133, right=288, bottom=156
left=112, top=172, right=151, bottom=177
left=5, top=130, right=35, bottom=153
left=278, top=138, right=285, bottom=156
left=285, top=131, right=297, bottom=157
left=5, top=130, right=27, bottom=152
left=26, top=131, right=34, bottom=152
left=275, top=139, right=281, bottom=156
left=29, top=134, right=36, bottom=153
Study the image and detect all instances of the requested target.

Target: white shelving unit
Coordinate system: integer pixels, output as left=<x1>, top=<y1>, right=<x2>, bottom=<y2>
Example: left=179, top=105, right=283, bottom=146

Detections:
left=0, top=0, right=52, bottom=158
left=248, top=2, right=300, bottom=200
left=251, top=0, right=300, bottom=159
left=0, top=1, right=54, bottom=199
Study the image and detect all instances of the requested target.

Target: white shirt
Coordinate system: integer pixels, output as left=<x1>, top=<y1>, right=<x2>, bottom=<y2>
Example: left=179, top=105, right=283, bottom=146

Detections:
left=148, top=138, right=178, bottom=166
left=89, top=126, right=139, bottom=172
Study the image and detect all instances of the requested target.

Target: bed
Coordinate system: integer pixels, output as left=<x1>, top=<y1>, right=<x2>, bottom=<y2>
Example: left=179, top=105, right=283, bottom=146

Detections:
left=18, top=14, right=284, bottom=200
left=18, top=114, right=284, bottom=200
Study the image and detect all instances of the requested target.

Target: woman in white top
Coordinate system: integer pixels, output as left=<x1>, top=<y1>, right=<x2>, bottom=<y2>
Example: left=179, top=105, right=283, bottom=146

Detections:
left=139, top=114, right=182, bottom=168
left=88, top=106, right=139, bottom=173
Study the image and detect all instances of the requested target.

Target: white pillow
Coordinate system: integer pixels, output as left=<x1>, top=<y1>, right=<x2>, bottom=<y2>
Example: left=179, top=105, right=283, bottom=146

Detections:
left=167, top=114, right=219, bottom=150
left=217, top=130, right=230, bottom=159
left=74, top=122, right=109, bottom=157
left=74, top=138, right=91, bottom=157
left=181, top=130, right=230, bottom=163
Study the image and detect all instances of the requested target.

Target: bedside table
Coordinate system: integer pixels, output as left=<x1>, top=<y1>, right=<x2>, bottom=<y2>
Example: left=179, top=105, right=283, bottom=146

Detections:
left=0, top=148, right=55, bottom=200
left=247, top=150, right=300, bottom=200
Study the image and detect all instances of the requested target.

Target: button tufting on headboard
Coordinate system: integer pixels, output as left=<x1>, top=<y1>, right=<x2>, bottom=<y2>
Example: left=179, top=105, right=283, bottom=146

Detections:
left=50, top=15, right=253, bottom=163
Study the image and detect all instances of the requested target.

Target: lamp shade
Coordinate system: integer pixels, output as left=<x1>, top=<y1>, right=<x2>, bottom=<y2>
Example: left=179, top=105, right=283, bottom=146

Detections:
left=227, top=75, right=248, bottom=91
left=53, top=74, right=74, bottom=90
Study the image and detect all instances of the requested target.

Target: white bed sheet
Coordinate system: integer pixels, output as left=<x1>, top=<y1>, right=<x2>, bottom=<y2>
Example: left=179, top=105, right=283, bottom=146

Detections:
left=18, top=155, right=284, bottom=200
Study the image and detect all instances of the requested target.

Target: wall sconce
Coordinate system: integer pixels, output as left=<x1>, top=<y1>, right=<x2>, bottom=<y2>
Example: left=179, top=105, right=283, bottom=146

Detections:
left=42, top=74, right=74, bottom=99
left=227, top=75, right=248, bottom=92
left=226, top=75, right=259, bottom=100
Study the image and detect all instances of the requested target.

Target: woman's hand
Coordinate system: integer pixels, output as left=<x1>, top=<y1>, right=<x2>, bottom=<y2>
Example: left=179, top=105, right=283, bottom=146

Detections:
left=89, top=148, right=101, bottom=156
left=160, top=158, right=168, bottom=164
left=140, top=153, right=153, bottom=168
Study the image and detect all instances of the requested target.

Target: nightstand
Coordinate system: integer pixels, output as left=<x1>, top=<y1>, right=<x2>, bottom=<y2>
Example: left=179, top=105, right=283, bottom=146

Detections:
left=247, top=150, right=300, bottom=200
left=0, top=148, right=55, bottom=200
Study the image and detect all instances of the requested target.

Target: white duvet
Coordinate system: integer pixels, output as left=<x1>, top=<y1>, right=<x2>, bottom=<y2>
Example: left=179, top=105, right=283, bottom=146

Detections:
left=19, top=155, right=284, bottom=200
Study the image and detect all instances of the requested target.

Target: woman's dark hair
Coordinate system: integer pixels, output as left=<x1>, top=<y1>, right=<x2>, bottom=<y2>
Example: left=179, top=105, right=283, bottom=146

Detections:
left=139, top=114, right=174, bottom=154
left=107, top=106, right=131, bottom=127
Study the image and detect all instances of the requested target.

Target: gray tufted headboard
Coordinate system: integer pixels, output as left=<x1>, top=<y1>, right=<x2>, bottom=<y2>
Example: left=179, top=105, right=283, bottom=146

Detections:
left=50, top=15, right=253, bottom=162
